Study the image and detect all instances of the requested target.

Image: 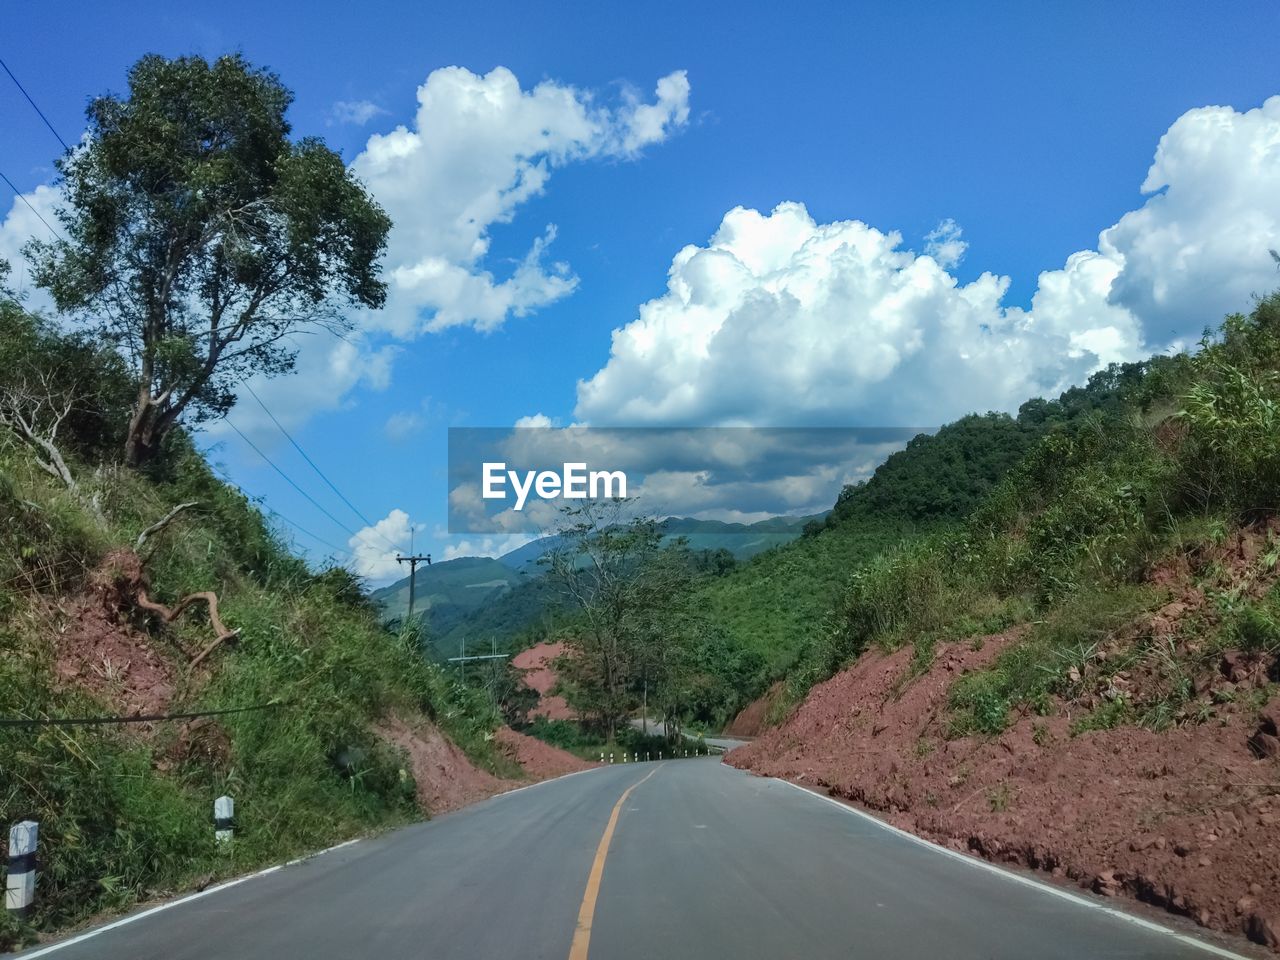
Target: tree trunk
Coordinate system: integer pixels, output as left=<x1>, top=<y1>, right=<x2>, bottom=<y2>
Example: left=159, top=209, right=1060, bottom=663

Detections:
left=125, top=392, right=162, bottom=467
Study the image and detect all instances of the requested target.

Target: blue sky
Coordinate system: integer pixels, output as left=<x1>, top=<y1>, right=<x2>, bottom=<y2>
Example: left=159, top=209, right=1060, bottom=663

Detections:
left=3, top=1, right=1279, bottom=580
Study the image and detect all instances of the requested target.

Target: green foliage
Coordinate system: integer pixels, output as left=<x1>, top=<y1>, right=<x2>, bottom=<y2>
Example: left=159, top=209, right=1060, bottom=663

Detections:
left=696, top=514, right=930, bottom=677
left=760, top=292, right=1280, bottom=743
left=947, top=586, right=1155, bottom=737
left=688, top=357, right=1160, bottom=717
left=1175, top=298, right=1280, bottom=516
left=542, top=504, right=771, bottom=737
left=1222, top=583, right=1280, bottom=654
left=0, top=410, right=507, bottom=946
left=27, top=53, right=391, bottom=466
left=522, top=718, right=693, bottom=761
left=0, top=295, right=133, bottom=464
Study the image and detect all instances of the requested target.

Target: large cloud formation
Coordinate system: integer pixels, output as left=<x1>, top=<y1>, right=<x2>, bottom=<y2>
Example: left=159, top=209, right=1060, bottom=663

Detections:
left=352, top=66, right=690, bottom=336
left=0, top=66, right=691, bottom=435
left=576, top=97, right=1280, bottom=428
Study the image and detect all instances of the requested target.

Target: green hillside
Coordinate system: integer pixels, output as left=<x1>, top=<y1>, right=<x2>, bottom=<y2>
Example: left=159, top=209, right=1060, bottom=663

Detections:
left=374, top=513, right=820, bottom=656
left=694, top=362, right=1160, bottom=681
left=370, top=555, right=528, bottom=642
left=0, top=290, right=511, bottom=949
left=777, top=295, right=1280, bottom=729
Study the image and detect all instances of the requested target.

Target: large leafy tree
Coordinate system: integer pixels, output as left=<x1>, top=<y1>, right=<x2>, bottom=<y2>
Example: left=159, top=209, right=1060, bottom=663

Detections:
left=546, top=503, right=690, bottom=740
left=29, top=54, right=391, bottom=467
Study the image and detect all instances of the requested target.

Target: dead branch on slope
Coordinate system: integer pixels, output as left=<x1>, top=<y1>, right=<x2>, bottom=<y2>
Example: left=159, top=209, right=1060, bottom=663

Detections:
left=136, top=587, right=241, bottom=668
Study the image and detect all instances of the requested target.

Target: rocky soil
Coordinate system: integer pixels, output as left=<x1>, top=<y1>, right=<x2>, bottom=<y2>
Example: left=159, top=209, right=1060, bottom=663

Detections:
left=495, top=726, right=593, bottom=779
left=512, top=640, right=575, bottom=720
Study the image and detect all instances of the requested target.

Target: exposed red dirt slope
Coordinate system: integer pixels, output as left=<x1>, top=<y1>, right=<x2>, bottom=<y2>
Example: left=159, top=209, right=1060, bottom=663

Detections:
left=496, top=726, right=593, bottom=779
left=377, top=717, right=594, bottom=816
left=725, top=681, right=782, bottom=738
left=51, top=550, right=179, bottom=717
left=512, top=640, right=575, bottom=720
left=730, top=632, right=1280, bottom=951
left=377, top=715, right=516, bottom=815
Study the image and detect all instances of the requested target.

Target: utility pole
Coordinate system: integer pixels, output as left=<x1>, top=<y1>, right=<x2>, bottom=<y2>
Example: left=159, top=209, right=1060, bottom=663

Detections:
left=396, top=550, right=431, bottom=623
left=448, top=636, right=508, bottom=689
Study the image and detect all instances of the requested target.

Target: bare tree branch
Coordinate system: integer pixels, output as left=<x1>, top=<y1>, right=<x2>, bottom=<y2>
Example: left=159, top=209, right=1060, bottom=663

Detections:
left=135, top=587, right=241, bottom=662
left=0, top=379, right=79, bottom=491
left=135, top=501, right=199, bottom=551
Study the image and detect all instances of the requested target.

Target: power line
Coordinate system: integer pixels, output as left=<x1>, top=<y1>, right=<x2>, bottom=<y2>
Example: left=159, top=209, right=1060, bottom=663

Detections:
left=263, top=506, right=352, bottom=557
left=0, top=168, right=61, bottom=240
left=221, top=416, right=394, bottom=557
left=0, top=54, right=72, bottom=152
left=0, top=702, right=289, bottom=728
left=210, top=463, right=355, bottom=560
left=241, top=382, right=399, bottom=552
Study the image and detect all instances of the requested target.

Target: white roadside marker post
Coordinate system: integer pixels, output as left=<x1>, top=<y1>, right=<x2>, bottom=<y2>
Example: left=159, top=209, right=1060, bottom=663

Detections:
left=214, top=796, right=234, bottom=845
left=600, top=752, right=605, bottom=764
left=6, top=821, right=37, bottom=919
left=609, top=753, right=614, bottom=764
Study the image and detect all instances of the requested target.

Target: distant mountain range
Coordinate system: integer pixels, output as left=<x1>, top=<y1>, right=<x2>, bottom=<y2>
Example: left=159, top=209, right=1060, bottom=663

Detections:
left=370, top=514, right=820, bottom=659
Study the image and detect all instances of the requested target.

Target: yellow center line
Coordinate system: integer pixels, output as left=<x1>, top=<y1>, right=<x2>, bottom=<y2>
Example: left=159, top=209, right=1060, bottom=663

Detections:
left=568, top=765, right=662, bottom=960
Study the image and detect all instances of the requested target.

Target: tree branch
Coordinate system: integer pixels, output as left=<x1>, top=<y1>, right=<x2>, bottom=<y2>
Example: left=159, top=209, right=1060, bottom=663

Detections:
left=135, top=501, right=199, bottom=551
left=136, top=587, right=241, bottom=662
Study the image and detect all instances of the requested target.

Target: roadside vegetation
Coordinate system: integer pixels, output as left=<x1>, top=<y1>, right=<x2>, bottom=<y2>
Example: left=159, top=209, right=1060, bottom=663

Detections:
left=781, top=293, right=1280, bottom=737
left=522, top=718, right=698, bottom=762
left=0, top=54, right=510, bottom=950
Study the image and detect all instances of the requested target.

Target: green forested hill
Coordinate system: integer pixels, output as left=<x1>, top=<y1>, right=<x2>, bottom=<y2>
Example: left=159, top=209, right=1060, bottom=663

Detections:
left=370, top=556, right=528, bottom=640
left=0, top=294, right=513, bottom=948
left=375, top=514, right=820, bottom=658
left=694, top=360, right=1161, bottom=680
left=777, top=295, right=1280, bottom=734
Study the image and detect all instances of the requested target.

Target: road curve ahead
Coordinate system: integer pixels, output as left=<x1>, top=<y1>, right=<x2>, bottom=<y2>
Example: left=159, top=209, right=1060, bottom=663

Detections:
left=13, top=760, right=1255, bottom=960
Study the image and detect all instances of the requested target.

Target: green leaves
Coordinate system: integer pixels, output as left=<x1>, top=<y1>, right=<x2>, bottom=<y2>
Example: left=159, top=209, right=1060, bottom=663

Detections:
left=27, top=53, right=391, bottom=466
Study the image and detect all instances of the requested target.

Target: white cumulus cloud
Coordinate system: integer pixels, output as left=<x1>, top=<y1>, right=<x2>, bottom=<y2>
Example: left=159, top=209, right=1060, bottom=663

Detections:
left=2, top=66, right=690, bottom=440
left=351, top=65, right=691, bottom=336
left=350, top=67, right=691, bottom=337
left=576, top=96, right=1280, bottom=429
left=0, top=185, right=60, bottom=311
left=347, top=508, right=415, bottom=584
left=329, top=99, right=386, bottom=126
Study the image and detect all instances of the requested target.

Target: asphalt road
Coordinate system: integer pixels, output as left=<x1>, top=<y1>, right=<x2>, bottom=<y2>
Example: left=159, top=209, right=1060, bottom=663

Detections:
left=14, top=760, right=1256, bottom=960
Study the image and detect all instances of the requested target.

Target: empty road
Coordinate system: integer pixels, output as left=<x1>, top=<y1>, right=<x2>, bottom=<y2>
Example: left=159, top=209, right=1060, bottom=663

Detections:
left=13, top=760, right=1256, bottom=960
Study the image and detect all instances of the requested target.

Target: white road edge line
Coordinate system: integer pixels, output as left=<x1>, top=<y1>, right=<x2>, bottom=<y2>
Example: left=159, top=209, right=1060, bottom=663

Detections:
left=483, top=763, right=608, bottom=804
left=13, top=763, right=612, bottom=959
left=14, top=838, right=363, bottom=959
left=774, top=778, right=1254, bottom=960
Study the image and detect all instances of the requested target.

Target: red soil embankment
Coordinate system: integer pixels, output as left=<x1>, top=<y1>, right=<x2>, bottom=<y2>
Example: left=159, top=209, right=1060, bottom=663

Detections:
left=512, top=640, right=575, bottom=720
left=378, top=715, right=516, bottom=814
left=52, top=550, right=178, bottom=717
left=496, top=726, right=593, bottom=779
left=729, top=631, right=1280, bottom=951
left=725, top=681, right=783, bottom=738
left=378, top=717, right=593, bottom=816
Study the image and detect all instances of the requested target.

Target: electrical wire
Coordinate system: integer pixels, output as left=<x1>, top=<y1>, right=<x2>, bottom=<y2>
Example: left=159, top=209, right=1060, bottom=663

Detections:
left=0, top=702, right=289, bottom=728
left=241, top=382, right=400, bottom=552
left=209, top=464, right=354, bottom=558
left=0, top=168, right=61, bottom=240
left=221, top=417, right=393, bottom=557
left=0, top=55, right=71, bottom=152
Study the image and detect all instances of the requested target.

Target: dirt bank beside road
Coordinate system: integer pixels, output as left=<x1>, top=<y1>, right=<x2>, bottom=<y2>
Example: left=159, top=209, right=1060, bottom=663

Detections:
left=729, top=632, right=1280, bottom=951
